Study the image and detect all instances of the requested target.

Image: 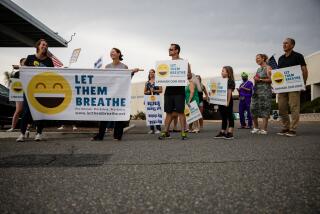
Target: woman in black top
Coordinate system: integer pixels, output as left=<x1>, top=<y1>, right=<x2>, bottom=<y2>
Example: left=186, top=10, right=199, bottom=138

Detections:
left=16, top=39, right=54, bottom=142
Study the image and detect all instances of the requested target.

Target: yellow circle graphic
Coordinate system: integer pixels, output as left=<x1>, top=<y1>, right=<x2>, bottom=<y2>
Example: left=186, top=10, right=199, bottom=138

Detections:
left=11, top=81, right=23, bottom=93
left=210, top=82, right=217, bottom=96
left=156, top=64, right=169, bottom=78
left=272, top=71, right=285, bottom=85
left=150, top=95, right=156, bottom=101
left=33, top=61, right=40, bottom=66
left=27, top=72, right=72, bottom=114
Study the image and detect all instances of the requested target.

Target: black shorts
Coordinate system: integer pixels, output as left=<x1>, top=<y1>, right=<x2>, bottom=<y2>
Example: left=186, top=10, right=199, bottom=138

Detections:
left=164, top=94, right=185, bottom=113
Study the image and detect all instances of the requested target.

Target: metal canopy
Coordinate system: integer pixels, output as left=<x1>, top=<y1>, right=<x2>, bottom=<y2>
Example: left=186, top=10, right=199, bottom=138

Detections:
left=0, top=0, right=68, bottom=47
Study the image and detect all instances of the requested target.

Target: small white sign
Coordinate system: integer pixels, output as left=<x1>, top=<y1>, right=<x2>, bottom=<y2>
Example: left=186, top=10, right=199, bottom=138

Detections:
left=207, top=77, right=228, bottom=106
left=155, top=60, right=188, bottom=86
left=9, top=78, right=24, bottom=101
left=145, top=95, right=164, bottom=126
left=185, top=101, right=202, bottom=124
left=271, top=65, right=305, bottom=93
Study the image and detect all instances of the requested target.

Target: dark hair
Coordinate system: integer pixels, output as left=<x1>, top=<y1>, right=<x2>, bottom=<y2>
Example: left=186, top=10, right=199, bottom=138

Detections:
left=35, top=39, right=48, bottom=53
left=112, top=48, right=123, bottom=61
left=257, top=54, right=268, bottom=62
left=148, top=69, right=155, bottom=81
left=19, top=58, right=26, bottom=64
left=171, top=43, right=180, bottom=54
left=286, top=38, right=295, bottom=47
left=223, top=66, right=234, bottom=81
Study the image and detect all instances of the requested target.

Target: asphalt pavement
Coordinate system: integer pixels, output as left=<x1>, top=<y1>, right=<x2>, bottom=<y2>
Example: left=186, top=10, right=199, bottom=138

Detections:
left=0, top=120, right=319, bottom=213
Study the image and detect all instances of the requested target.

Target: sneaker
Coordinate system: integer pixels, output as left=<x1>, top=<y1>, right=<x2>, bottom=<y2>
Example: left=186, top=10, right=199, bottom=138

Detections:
left=148, top=130, right=154, bottom=134
left=277, top=129, right=289, bottom=136
left=155, top=130, right=161, bottom=134
left=214, top=132, right=225, bottom=139
left=25, top=130, right=30, bottom=138
left=16, top=134, right=25, bottom=142
left=259, top=130, right=268, bottom=135
left=251, top=128, right=260, bottom=134
left=91, top=135, right=103, bottom=141
left=6, top=128, right=14, bottom=132
left=286, top=130, right=296, bottom=137
left=181, top=131, right=188, bottom=140
left=57, top=125, right=64, bottom=130
left=224, top=132, right=234, bottom=140
left=34, top=133, right=42, bottom=141
left=72, top=126, right=77, bottom=131
left=158, top=132, right=171, bottom=140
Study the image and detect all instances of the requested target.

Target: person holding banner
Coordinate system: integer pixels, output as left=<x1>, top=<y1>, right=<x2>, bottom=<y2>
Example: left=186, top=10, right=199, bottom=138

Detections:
left=16, top=39, right=54, bottom=142
left=7, top=58, right=26, bottom=132
left=214, top=66, right=235, bottom=140
left=186, top=71, right=200, bottom=133
left=92, top=48, right=141, bottom=141
left=277, top=38, right=308, bottom=137
left=158, top=44, right=188, bottom=140
left=144, top=69, right=163, bottom=134
left=237, top=72, right=253, bottom=129
left=250, top=54, right=272, bottom=135
left=196, top=75, right=209, bottom=129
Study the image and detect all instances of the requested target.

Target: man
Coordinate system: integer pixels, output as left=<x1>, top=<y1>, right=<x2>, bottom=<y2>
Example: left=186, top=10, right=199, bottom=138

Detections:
left=237, top=72, right=253, bottom=129
left=159, top=44, right=190, bottom=140
left=17, top=39, right=54, bottom=142
left=277, top=38, right=308, bottom=137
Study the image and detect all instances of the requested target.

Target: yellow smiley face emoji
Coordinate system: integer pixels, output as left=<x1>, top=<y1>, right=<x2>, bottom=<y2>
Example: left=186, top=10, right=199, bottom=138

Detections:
left=150, top=95, right=156, bottom=101
left=11, top=81, right=23, bottom=93
left=184, top=105, right=191, bottom=117
left=33, top=61, right=40, bottom=66
left=156, top=64, right=169, bottom=78
left=272, top=71, right=285, bottom=85
left=210, top=82, right=217, bottom=96
left=27, top=72, right=72, bottom=114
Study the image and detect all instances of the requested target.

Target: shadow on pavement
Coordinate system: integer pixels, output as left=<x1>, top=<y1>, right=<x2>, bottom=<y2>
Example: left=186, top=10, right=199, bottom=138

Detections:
left=0, top=154, right=112, bottom=168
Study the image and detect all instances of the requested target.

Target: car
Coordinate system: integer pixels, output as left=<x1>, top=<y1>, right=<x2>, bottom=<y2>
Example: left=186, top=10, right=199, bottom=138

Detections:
left=0, top=83, right=15, bottom=129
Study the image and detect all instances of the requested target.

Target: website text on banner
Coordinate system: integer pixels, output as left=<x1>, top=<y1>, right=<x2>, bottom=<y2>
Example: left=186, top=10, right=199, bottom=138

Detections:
left=271, top=65, right=305, bottom=93
left=9, top=78, right=24, bottom=101
left=144, top=95, right=164, bottom=126
left=207, top=77, right=228, bottom=106
left=155, top=60, right=188, bottom=86
left=185, top=101, right=202, bottom=124
left=20, top=67, right=131, bottom=121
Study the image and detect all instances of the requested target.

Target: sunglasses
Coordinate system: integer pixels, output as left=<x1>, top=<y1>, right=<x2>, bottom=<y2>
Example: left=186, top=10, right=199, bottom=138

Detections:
left=168, top=48, right=175, bottom=51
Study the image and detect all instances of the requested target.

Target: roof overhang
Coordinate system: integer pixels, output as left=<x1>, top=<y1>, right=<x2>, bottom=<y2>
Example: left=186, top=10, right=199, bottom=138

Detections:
left=0, top=0, right=68, bottom=47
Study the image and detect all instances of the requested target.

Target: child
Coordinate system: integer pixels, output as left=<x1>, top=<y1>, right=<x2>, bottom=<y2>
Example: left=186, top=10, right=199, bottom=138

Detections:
left=214, top=66, right=235, bottom=140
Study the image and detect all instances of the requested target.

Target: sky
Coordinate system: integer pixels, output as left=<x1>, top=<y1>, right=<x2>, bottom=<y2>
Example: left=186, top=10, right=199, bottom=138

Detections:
left=1, top=0, right=320, bottom=85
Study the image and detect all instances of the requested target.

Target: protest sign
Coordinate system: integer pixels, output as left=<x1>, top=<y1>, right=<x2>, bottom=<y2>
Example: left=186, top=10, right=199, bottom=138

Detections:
left=155, top=60, right=188, bottom=86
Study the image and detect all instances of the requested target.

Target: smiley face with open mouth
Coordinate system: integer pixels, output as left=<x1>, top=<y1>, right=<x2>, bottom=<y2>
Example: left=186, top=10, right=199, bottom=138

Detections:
left=27, top=72, right=72, bottom=114
left=156, top=64, right=169, bottom=78
left=11, top=80, right=23, bottom=93
left=272, top=71, right=285, bottom=85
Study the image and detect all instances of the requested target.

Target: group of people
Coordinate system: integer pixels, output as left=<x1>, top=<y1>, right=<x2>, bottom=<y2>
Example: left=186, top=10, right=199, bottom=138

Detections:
left=7, top=37, right=308, bottom=142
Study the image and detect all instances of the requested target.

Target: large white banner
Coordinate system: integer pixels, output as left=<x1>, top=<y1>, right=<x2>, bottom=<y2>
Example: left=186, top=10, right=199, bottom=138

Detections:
left=9, top=78, right=24, bottom=101
left=207, top=77, right=228, bottom=106
left=155, top=60, right=188, bottom=86
left=185, top=101, right=202, bottom=124
left=144, top=95, right=164, bottom=126
left=20, top=67, right=131, bottom=121
left=271, top=65, right=305, bottom=93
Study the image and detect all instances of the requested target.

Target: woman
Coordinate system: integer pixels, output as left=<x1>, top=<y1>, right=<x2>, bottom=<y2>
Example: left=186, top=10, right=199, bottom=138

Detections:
left=16, top=39, right=54, bottom=142
left=92, top=48, right=141, bottom=141
left=250, top=54, right=272, bottom=135
left=196, top=75, right=209, bottom=129
left=185, top=71, right=200, bottom=133
left=7, top=58, right=26, bottom=132
left=144, top=69, right=163, bottom=134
